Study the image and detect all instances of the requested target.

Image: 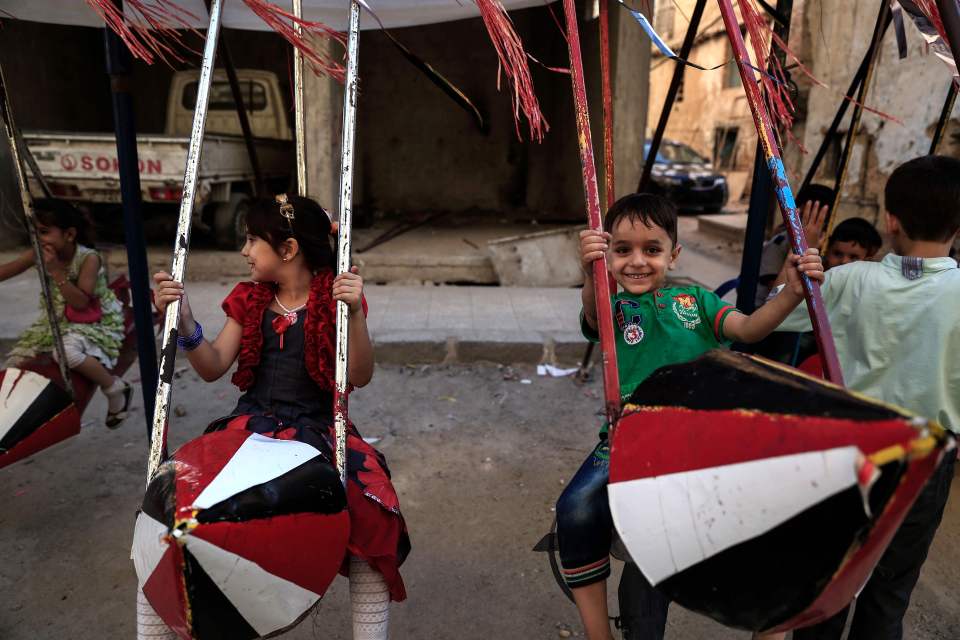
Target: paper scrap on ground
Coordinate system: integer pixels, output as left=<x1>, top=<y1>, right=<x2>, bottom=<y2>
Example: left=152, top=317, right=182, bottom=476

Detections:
left=537, top=364, right=579, bottom=378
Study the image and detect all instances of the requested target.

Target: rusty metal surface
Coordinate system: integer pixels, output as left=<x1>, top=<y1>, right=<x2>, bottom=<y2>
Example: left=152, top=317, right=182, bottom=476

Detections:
left=715, top=0, right=844, bottom=385
left=147, top=0, right=225, bottom=482
left=333, top=0, right=362, bottom=487
left=561, top=0, right=621, bottom=425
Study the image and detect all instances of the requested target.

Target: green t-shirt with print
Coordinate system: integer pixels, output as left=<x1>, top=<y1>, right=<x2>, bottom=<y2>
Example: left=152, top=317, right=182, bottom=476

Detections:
left=582, top=286, right=737, bottom=408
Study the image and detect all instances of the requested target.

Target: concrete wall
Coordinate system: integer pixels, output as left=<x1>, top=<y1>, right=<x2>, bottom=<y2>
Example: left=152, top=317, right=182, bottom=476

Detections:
left=1, top=6, right=651, bottom=235
left=306, top=2, right=650, bottom=221
left=794, top=0, right=958, bottom=228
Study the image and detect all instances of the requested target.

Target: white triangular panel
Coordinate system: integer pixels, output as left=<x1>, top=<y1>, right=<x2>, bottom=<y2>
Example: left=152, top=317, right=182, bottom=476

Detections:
left=131, top=512, right=170, bottom=589
left=609, top=446, right=862, bottom=586
left=192, top=433, right=321, bottom=510
left=0, top=368, right=50, bottom=442
left=183, top=535, right=320, bottom=636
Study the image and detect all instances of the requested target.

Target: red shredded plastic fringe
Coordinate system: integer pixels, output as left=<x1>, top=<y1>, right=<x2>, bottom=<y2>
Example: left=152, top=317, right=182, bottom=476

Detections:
left=914, top=0, right=949, bottom=44
left=85, top=0, right=201, bottom=66
left=88, top=0, right=345, bottom=82
left=473, top=0, right=548, bottom=141
left=242, top=0, right=346, bottom=83
left=738, top=0, right=797, bottom=143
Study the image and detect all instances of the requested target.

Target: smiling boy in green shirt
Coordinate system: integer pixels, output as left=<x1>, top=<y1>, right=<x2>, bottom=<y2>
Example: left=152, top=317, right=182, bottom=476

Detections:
left=558, top=193, right=824, bottom=640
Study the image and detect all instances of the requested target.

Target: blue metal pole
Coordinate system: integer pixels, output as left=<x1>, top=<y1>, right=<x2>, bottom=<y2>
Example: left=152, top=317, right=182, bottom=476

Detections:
left=104, top=5, right=158, bottom=441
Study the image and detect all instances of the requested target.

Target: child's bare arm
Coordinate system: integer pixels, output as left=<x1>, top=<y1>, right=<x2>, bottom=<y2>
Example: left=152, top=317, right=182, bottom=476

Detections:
left=0, top=249, right=33, bottom=282
left=580, top=229, right=610, bottom=331
left=723, top=249, right=824, bottom=343
left=771, top=201, right=828, bottom=290
left=153, top=271, right=242, bottom=381
left=333, top=267, right=374, bottom=387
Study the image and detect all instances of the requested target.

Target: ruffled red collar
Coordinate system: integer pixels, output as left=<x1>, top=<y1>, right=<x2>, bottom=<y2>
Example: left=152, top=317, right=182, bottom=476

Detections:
left=232, top=271, right=337, bottom=392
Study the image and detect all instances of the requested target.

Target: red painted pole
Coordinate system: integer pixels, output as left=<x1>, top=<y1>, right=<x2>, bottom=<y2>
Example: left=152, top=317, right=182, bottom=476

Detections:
left=599, top=0, right=615, bottom=208
left=716, top=0, right=844, bottom=385
left=562, top=0, right=622, bottom=424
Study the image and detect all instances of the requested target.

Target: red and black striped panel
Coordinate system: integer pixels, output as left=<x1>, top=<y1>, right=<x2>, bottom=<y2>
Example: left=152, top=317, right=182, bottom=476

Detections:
left=136, top=430, right=350, bottom=639
left=0, top=367, right=79, bottom=470
left=609, top=350, right=950, bottom=632
left=624, top=349, right=906, bottom=421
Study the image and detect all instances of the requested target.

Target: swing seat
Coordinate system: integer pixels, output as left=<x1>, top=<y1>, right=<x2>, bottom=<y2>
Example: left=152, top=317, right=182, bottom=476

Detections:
left=133, top=428, right=350, bottom=640
left=607, top=349, right=954, bottom=633
left=0, top=275, right=151, bottom=470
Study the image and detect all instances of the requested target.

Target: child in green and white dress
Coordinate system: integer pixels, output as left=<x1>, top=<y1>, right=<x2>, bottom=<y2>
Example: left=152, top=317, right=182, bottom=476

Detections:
left=0, top=199, right=130, bottom=427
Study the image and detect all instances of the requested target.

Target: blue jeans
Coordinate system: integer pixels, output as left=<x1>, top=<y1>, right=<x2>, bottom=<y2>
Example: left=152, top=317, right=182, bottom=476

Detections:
left=556, top=438, right=612, bottom=587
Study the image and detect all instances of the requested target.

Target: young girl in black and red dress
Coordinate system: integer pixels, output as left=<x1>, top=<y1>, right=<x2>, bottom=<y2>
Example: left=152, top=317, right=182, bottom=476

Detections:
left=150, top=194, right=409, bottom=640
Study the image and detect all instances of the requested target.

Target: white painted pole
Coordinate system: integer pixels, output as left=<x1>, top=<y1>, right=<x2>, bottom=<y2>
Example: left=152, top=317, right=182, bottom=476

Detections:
left=146, top=0, right=225, bottom=483
left=333, top=0, right=361, bottom=488
left=293, top=0, right=307, bottom=196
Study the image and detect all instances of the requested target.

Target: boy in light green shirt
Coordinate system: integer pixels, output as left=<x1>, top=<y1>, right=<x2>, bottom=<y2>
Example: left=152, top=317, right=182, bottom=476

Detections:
left=780, top=155, right=960, bottom=640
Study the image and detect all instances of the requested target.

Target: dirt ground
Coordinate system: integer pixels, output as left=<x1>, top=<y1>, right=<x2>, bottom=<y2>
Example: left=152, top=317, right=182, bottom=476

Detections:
left=1, top=363, right=958, bottom=639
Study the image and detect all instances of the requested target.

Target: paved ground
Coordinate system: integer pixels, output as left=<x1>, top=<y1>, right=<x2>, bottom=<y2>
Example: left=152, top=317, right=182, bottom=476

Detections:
left=0, top=364, right=957, bottom=639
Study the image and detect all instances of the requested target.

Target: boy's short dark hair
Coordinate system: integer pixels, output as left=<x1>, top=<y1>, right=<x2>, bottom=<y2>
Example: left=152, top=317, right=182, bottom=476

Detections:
left=885, top=155, right=960, bottom=242
left=829, top=217, right=882, bottom=254
left=796, top=183, right=836, bottom=210
left=604, top=193, right=678, bottom=246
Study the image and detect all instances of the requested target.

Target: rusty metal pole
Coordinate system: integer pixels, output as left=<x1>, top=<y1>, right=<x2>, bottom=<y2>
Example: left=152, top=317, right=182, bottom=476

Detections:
left=735, top=0, right=792, bottom=315
left=827, top=0, right=889, bottom=243
left=333, top=0, right=361, bottom=487
left=147, top=0, right=224, bottom=481
left=599, top=0, right=615, bottom=208
left=562, top=0, right=622, bottom=425
left=293, top=0, right=308, bottom=197
left=931, top=81, right=958, bottom=153
left=716, top=0, right=844, bottom=385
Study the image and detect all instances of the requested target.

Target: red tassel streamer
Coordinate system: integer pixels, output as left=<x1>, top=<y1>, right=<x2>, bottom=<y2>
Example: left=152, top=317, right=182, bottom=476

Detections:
left=85, top=0, right=202, bottom=66
left=241, top=0, right=347, bottom=83
left=473, top=0, right=548, bottom=141
left=914, top=0, right=949, bottom=43
left=737, top=0, right=797, bottom=141
left=87, top=0, right=345, bottom=82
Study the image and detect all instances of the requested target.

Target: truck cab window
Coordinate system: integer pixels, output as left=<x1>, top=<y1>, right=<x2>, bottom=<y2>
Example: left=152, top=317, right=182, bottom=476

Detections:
left=182, top=81, right=267, bottom=112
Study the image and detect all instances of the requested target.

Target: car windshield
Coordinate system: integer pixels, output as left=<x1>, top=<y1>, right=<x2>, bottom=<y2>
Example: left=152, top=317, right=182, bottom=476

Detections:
left=644, top=142, right=707, bottom=164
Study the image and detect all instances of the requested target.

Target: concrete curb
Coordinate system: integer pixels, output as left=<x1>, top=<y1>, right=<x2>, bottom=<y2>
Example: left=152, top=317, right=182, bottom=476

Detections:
left=373, top=333, right=587, bottom=365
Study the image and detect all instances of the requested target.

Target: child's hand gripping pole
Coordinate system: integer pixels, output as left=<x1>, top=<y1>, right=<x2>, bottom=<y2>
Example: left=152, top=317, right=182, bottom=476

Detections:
left=147, top=0, right=225, bottom=483
left=332, top=0, right=362, bottom=489
left=561, top=0, right=622, bottom=426
left=716, top=0, right=844, bottom=386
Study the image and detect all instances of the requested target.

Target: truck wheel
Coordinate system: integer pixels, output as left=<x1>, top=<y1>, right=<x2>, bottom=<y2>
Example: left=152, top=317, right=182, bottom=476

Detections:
left=213, top=194, right=251, bottom=250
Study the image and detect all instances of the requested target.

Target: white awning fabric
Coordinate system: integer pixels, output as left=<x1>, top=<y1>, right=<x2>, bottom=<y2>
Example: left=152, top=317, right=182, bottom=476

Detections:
left=0, top=1, right=549, bottom=31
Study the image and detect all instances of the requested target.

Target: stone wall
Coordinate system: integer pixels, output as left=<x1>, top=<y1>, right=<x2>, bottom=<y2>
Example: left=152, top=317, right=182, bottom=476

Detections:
left=794, top=0, right=958, bottom=229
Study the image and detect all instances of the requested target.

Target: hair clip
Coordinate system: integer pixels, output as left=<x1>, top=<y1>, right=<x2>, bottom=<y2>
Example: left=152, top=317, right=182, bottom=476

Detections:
left=276, top=193, right=295, bottom=231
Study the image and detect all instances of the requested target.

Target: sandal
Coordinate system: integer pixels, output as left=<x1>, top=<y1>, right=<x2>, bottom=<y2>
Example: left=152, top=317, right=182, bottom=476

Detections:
left=105, top=380, right=132, bottom=429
